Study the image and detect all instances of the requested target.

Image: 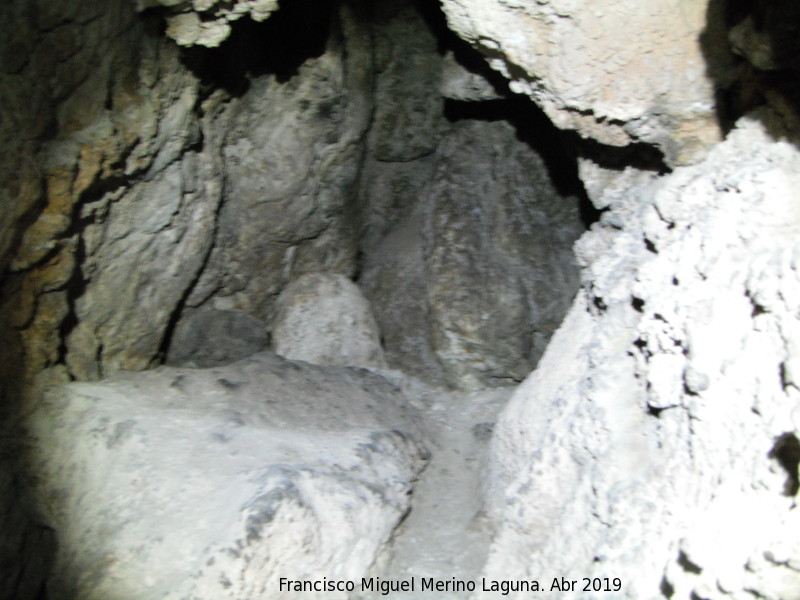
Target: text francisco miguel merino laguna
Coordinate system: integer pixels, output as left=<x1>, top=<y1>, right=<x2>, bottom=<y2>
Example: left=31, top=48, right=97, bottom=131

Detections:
left=279, top=576, right=623, bottom=595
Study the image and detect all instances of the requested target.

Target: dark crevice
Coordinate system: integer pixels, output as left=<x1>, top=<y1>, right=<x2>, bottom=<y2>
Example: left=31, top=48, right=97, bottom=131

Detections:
left=660, top=575, right=675, bottom=598
left=154, top=234, right=221, bottom=366
left=414, top=0, right=600, bottom=228
left=700, top=0, right=800, bottom=143
left=769, top=433, right=800, bottom=496
left=677, top=550, right=703, bottom=575
left=179, top=0, right=338, bottom=98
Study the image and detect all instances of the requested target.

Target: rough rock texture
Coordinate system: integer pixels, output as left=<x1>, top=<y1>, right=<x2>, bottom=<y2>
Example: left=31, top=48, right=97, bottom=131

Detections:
left=438, top=0, right=726, bottom=165
left=0, top=0, right=583, bottom=394
left=21, top=352, right=427, bottom=600
left=139, top=0, right=280, bottom=48
left=183, top=4, right=374, bottom=323
left=0, top=0, right=211, bottom=384
left=423, top=119, right=583, bottom=389
left=165, top=309, right=269, bottom=367
left=481, top=114, right=800, bottom=599
left=357, top=0, right=584, bottom=389
left=271, top=273, right=386, bottom=369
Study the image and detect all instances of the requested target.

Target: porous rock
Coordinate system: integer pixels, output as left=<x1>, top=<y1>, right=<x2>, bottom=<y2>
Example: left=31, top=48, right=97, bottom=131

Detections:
left=165, top=309, right=269, bottom=367
left=137, top=0, right=280, bottom=48
left=21, top=352, right=427, bottom=600
left=272, top=273, right=387, bottom=370
left=480, top=114, right=800, bottom=599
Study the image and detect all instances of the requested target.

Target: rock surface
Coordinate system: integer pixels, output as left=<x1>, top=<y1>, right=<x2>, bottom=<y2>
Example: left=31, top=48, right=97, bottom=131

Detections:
left=438, top=0, right=726, bottom=165
left=166, top=309, right=269, bottom=367
left=481, top=114, right=800, bottom=599
left=184, top=5, right=374, bottom=323
left=357, top=0, right=584, bottom=389
left=379, top=386, right=512, bottom=598
left=21, top=352, right=428, bottom=600
left=139, top=0, right=280, bottom=48
left=271, top=273, right=387, bottom=369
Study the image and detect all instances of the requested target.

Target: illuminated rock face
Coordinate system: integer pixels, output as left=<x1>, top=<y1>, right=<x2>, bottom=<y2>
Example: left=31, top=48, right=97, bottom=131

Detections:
left=437, top=0, right=726, bottom=166
left=22, top=353, right=427, bottom=600
left=482, top=116, right=800, bottom=599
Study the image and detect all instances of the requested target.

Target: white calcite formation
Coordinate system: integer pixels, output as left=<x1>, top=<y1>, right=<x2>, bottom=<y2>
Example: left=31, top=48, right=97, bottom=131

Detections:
left=137, top=0, right=279, bottom=47
left=481, top=114, right=800, bottom=599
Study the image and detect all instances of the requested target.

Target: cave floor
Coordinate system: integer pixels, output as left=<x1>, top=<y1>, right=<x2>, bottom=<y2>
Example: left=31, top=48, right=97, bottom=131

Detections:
left=369, top=384, right=513, bottom=598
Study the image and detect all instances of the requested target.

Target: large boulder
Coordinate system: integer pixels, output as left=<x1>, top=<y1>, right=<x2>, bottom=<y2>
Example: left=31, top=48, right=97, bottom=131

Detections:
left=21, top=352, right=427, bottom=600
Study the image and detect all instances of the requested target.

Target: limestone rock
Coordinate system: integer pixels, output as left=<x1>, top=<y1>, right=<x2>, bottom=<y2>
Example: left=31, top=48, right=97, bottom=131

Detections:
left=272, top=273, right=387, bottom=370
left=423, top=119, right=583, bottom=390
left=357, top=0, right=584, bottom=390
left=439, top=0, right=724, bottom=165
left=439, top=51, right=502, bottom=102
left=165, top=309, right=269, bottom=367
left=185, top=5, right=374, bottom=323
left=480, top=114, right=800, bottom=599
left=21, top=352, right=427, bottom=600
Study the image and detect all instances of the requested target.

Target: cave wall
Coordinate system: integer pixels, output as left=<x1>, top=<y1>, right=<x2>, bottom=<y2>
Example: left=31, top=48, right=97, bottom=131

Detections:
left=0, top=0, right=583, bottom=391
left=437, top=0, right=730, bottom=167
left=355, top=1, right=583, bottom=389
left=3, top=0, right=799, bottom=597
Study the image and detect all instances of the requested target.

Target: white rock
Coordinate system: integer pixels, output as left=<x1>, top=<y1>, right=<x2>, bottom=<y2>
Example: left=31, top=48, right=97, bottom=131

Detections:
left=480, top=115, right=800, bottom=599
left=272, top=273, right=387, bottom=370
left=21, top=352, right=427, bottom=600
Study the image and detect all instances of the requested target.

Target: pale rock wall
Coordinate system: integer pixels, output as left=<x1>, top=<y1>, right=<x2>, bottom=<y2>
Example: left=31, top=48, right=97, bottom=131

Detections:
left=438, top=0, right=727, bottom=165
left=481, top=114, right=800, bottom=599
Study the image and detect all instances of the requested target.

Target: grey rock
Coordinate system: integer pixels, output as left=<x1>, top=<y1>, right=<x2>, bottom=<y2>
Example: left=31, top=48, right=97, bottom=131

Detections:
left=272, top=273, right=387, bottom=370
left=185, top=6, right=374, bottom=323
left=438, top=0, right=725, bottom=165
left=165, top=309, right=269, bottom=368
left=21, top=352, right=427, bottom=600
left=439, top=51, right=502, bottom=102
left=423, top=119, right=582, bottom=389
left=357, top=1, right=583, bottom=390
